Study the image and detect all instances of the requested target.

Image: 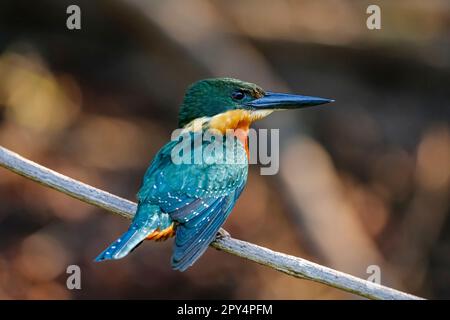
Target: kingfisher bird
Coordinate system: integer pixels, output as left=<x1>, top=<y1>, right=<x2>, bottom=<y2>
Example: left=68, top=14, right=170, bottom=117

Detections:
left=95, top=78, right=333, bottom=271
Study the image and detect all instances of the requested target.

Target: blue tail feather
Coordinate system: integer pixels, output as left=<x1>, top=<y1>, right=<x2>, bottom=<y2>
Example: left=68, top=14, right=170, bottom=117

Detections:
left=95, top=224, right=150, bottom=261
left=95, top=203, right=169, bottom=262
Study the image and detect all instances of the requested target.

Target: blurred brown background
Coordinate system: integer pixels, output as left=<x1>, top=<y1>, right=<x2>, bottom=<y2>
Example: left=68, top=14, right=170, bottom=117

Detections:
left=0, top=0, right=449, bottom=299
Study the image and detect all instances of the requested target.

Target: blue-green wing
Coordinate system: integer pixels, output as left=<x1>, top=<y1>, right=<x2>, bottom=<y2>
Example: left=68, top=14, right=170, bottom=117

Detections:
left=138, top=131, right=248, bottom=270
left=171, top=189, right=243, bottom=270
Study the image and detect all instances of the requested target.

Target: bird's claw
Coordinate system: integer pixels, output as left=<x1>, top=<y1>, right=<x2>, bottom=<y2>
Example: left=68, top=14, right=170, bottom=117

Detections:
left=216, top=228, right=231, bottom=239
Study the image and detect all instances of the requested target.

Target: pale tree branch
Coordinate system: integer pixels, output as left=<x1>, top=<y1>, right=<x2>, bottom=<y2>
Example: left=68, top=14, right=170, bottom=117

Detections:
left=0, top=146, right=423, bottom=300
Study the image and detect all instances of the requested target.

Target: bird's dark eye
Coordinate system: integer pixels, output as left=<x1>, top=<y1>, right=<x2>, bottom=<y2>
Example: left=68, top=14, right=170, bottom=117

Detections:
left=231, top=90, right=246, bottom=100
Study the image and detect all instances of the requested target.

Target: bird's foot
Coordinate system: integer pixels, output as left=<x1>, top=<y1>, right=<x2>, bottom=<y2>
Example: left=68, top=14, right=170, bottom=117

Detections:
left=216, top=228, right=231, bottom=239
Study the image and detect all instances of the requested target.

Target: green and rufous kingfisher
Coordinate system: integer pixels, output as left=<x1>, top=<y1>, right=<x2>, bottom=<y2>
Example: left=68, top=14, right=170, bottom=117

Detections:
left=95, top=78, right=333, bottom=271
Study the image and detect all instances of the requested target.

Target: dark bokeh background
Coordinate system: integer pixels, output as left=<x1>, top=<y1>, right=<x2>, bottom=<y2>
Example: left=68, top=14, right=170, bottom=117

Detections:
left=0, top=0, right=449, bottom=299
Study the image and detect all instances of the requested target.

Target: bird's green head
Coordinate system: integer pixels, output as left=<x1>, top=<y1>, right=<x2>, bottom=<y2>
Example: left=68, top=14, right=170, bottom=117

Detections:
left=178, top=78, right=333, bottom=128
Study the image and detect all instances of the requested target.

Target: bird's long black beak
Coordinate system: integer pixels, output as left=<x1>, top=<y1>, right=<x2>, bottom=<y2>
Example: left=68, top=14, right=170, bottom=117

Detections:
left=246, top=92, right=334, bottom=110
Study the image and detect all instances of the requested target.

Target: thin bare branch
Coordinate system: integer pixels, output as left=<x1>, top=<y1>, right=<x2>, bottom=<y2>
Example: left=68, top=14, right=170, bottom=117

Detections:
left=0, top=146, right=423, bottom=300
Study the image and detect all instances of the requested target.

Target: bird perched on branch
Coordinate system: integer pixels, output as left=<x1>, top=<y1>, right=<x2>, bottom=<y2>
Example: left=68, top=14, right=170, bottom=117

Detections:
left=95, top=78, right=333, bottom=271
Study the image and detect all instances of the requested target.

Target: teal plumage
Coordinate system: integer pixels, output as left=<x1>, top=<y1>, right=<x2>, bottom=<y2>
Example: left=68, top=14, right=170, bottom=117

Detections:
left=95, top=78, right=332, bottom=271
left=96, top=130, right=248, bottom=271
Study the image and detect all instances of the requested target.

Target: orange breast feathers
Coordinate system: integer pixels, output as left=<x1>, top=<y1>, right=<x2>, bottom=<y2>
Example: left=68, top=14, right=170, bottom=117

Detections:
left=209, top=110, right=253, bottom=156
